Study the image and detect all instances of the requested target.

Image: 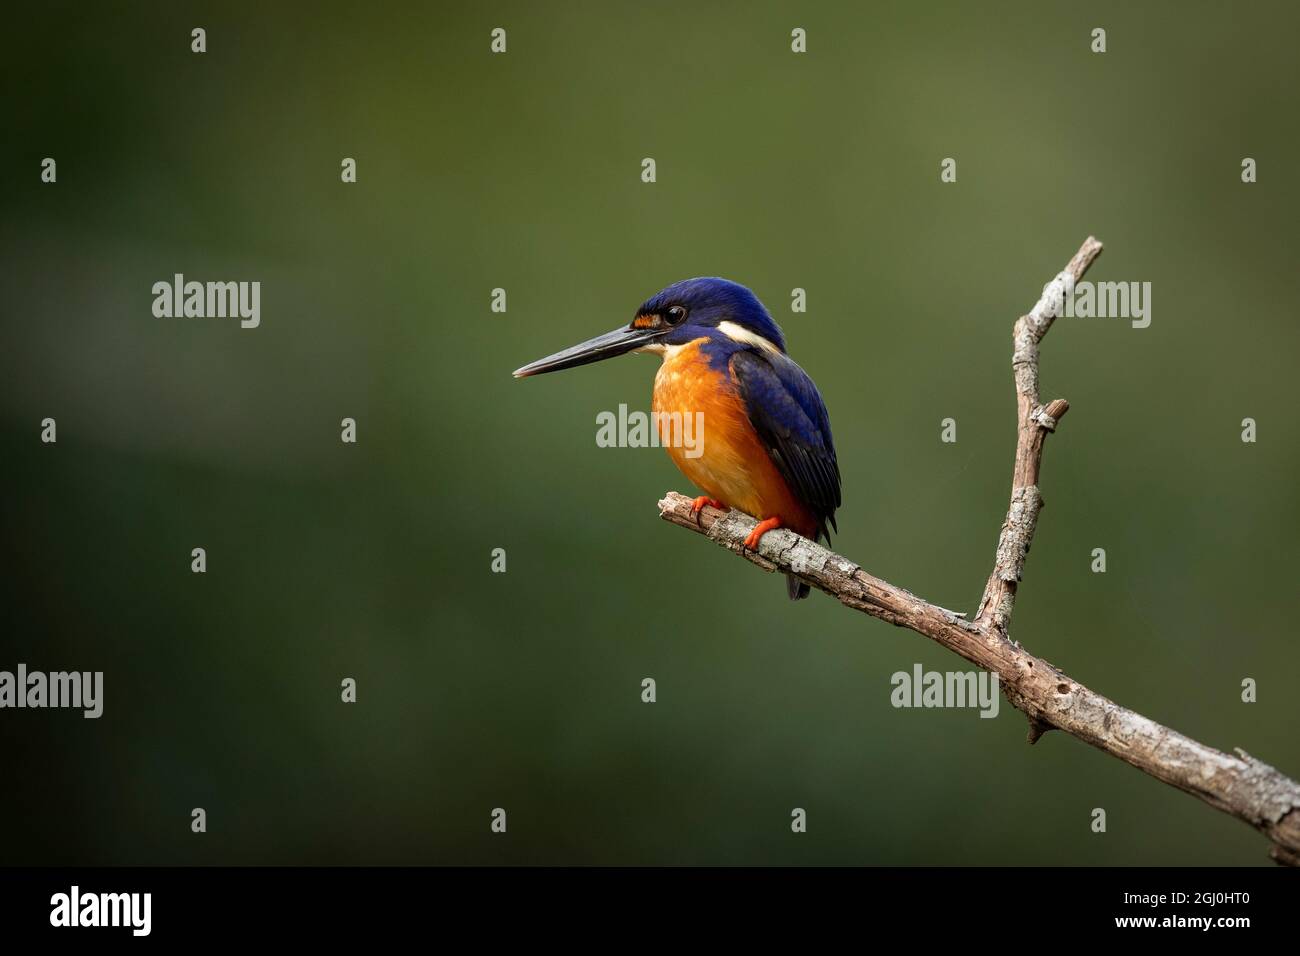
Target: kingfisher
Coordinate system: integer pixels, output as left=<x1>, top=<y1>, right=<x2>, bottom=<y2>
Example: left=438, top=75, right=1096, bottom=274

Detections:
left=513, top=278, right=841, bottom=600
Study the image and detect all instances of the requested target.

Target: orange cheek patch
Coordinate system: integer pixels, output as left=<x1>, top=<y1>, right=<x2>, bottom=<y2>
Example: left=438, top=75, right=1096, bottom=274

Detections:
left=632, top=314, right=658, bottom=329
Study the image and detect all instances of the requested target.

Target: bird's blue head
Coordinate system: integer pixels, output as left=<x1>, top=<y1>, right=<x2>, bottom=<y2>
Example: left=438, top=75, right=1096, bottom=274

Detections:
left=513, top=277, right=787, bottom=378
left=634, top=277, right=787, bottom=353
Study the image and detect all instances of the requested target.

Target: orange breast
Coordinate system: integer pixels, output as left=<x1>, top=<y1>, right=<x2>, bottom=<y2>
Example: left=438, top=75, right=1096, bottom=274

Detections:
left=651, top=340, right=817, bottom=538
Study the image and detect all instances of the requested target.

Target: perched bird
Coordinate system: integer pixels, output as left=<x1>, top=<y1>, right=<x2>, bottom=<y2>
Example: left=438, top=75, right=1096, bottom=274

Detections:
left=513, top=278, right=841, bottom=600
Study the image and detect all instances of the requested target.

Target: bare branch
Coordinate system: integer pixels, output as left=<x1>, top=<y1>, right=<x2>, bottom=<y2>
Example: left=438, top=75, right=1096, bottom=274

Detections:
left=975, top=236, right=1102, bottom=635
left=656, top=237, right=1300, bottom=864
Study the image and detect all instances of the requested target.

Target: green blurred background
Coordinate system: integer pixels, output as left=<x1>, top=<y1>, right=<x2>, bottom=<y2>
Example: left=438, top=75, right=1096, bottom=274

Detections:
left=2, top=1, right=1297, bottom=865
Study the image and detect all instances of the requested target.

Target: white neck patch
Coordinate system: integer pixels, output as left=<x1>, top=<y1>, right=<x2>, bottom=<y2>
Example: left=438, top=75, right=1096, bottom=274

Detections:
left=717, top=320, right=780, bottom=354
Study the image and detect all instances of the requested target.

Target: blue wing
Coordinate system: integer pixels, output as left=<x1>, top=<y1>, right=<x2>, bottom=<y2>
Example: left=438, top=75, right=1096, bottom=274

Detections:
left=728, top=348, right=841, bottom=540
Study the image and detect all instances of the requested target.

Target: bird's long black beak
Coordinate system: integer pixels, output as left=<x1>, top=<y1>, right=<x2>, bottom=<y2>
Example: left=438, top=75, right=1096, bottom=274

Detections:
left=512, top=324, right=660, bottom=378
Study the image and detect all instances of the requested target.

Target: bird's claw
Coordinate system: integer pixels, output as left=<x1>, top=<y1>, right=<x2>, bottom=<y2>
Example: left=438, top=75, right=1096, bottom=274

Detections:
left=742, top=516, right=783, bottom=550
left=690, top=496, right=726, bottom=523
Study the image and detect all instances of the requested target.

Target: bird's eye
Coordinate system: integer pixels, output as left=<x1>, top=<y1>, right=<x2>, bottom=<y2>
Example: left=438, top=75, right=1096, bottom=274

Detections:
left=665, top=306, right=688, bottom=326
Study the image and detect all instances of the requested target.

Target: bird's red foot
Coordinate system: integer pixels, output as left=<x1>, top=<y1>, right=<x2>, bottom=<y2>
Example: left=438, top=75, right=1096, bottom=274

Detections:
left=743, top=516, right=783, bottom=550
left=690, top=496, right=727, bottom=518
